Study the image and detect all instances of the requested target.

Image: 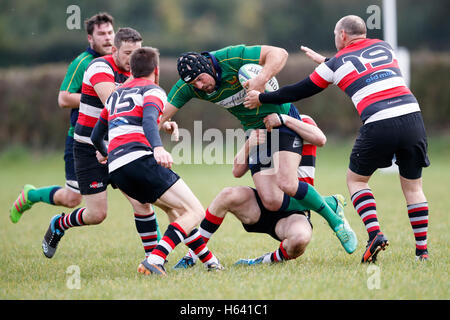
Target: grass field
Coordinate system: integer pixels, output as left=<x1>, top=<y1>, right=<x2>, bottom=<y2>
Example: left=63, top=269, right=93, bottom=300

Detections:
left=0, top=137, right=449, bottom=301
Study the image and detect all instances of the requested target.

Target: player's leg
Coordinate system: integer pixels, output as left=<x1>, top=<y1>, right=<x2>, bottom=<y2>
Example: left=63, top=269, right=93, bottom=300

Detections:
left=252, top=149, right=356, bottom=254
left=395, top=113, right=430, bottom=261
left=273, top=150, right=344, bottom=231
left=141, top=179, right=222, bottom=275
left=274, top=214, right=313, bottom=259
left=400, top=176, right=429, bottom=260
left=174, top=186, right=261, bottom=269
left=348, top=124, right=393, bottom=263
left=41, top=142, right=109, bottom=258
left=123, top=192, right=159, bottom=258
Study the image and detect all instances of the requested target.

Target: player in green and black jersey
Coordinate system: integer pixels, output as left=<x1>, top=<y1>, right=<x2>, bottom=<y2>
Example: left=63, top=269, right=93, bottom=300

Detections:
left=161, top=45, right=358, bottom=260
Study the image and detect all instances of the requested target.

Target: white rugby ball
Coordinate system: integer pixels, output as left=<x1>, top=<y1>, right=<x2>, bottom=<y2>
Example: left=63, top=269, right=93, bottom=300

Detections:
left=238, top=63, right=279, bottom=92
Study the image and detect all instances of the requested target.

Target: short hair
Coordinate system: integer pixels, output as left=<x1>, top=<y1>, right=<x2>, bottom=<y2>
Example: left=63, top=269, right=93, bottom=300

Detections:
left=84, top=12, right=114, bottom=35
left=130, top=47, right=160, bottom=78
left=336, top=15, right=367, bottom=36
left=114, top=27, right=143, bottom=49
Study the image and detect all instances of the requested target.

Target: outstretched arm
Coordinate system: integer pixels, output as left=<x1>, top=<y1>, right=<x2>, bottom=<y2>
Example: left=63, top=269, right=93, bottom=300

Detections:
left=244, top=76, right=324, bottom=109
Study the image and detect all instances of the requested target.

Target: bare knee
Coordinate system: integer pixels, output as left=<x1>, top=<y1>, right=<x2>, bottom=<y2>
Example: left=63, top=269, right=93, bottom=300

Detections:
left=65, top=192, right=82, bottom=208
left=286, top=233, right=311, bottom=258
left=54, top=189, right=82, bottom=208
left=84, top=208, right=107, bottom=225
left=217, top=187, right=244, bottom=208
left=277, top=175, right=298, bottom=197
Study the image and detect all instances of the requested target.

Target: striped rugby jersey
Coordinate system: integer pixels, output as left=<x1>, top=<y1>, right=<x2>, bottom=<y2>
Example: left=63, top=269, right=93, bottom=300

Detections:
left=98, top=78, right=167, bottom=173
left=75, top=55, right=130, bottom=144
left=298, top=114, right=317, bottom=186
left=309, top=38, right=420, bottom=124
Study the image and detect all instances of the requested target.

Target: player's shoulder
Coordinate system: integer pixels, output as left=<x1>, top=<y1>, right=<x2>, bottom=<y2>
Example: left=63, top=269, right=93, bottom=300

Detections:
left=66, top=50, right=95, bottom=73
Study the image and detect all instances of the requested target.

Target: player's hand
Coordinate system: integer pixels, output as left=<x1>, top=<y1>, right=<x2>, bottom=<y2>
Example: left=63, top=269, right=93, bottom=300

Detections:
left=96, top=151, right=108, bottom=165
left=244, top=90, right=262, bottom=109
left=162, top=121, right=179, bottom=142
left=264, top=113, right=285, bottom=132
left=300, top=45, right=326, bottom=64
left=242, top=74, right=266, bottom=93
left=248, top=129, right=266, bottom=148
left=153, top=146, right=173, bottom=169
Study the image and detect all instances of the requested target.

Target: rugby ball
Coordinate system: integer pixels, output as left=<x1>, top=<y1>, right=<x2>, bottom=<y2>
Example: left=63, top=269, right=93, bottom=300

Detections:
left=238, top=63, right=279, bottom=92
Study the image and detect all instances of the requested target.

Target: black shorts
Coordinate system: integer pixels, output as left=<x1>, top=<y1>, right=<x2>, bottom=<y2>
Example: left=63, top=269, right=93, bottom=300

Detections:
left=350, top=112, right=430, bottom=179
left=64, top=133, right=79, bottom=193
left=74, top=141, right=109, bottom=195
left=249, top=104, right=303, bottom=175
left=242, top=188, right=312, bottom=241
left=109, top=155, right=180, bottom=204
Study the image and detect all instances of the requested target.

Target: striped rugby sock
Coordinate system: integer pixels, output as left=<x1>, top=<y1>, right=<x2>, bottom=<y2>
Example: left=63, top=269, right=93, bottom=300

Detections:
left=351, top=189, right=381, bottom=240
left=55, top=207, right=86, bottom=231
left=186, top=208, right=224, bottom=261
left=147, top=223, right=186, bottom=265
left=134, top=212, right=158, bottom=258
left=407, top=202, right=429, bottom=255
left=262, top=241, right=291, bottom=263
left=184, top=228, right=218, bottom=265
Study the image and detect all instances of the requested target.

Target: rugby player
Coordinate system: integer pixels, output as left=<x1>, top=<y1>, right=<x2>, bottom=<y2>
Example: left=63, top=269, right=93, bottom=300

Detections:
left=90, top=47, right=223, bottom=275
left=10, top=13, right=114, bottom=220
left=41, top=28, right=163, bottom=260
left=159, top=45, right=357, bottom=255
left=175, top=113, right=348, bottom=268
left=245, top=15, right=430, bottom=262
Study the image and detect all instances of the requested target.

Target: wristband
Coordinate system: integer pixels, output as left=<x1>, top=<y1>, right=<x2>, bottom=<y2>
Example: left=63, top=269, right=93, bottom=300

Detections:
left=277, top=113, right=285, bottom=125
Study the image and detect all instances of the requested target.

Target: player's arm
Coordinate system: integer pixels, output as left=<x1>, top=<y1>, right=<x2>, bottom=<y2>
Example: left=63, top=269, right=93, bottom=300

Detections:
left=158, top=102, right=179, bottom=129
left=143, top=92, right=174, bottom=169
left=264, top=113, right=326, bottom=147
left=90, top=108, right=109, bottom=164
left=244, top=76, right=324, bottom=109
left=58, top=91, right=81, bottom=109
left=94, top=82, right=117, bottom=106
left=244, top=45, right=288, bottom=92
left=232, top=129, right=266, bottom=178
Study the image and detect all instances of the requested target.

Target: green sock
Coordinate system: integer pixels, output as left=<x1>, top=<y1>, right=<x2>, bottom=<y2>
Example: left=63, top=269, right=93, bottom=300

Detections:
left=291, top=182, right=342, bottom=230
left=155, top=216, right=162, bottom=241
left=287, top=195, right=337, bottom=212
left=27, top=186, right=61, bottom=205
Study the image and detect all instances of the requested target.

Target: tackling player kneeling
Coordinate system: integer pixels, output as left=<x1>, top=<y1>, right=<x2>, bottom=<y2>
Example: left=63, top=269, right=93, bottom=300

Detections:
left=91, top=47, right=223, bottom=276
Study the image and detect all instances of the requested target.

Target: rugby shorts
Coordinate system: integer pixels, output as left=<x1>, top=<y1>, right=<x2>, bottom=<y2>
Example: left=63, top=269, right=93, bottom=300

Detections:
left=249, top=104, right=304, bottom=175
left=109, top=155, right=180, bottom=204
left=242, top=188, right=312, bottom=241
left=64, top=133, right=80, bottom=193
left=349, top=111, right=430, bottom=179
left=73, top=141, right=109, bottom=195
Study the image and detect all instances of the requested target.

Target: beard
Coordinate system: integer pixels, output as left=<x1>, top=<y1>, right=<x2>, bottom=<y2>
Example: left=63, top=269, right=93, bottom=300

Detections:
left=92, top=42, right=112, bottom=56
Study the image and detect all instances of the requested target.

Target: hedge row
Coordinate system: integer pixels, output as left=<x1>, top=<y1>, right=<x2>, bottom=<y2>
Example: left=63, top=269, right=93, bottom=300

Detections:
left=1, top=51, right=449, bottom=150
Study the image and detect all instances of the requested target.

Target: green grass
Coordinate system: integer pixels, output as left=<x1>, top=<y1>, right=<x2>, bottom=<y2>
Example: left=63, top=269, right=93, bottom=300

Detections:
left=0, top=137, right=449, bottom=300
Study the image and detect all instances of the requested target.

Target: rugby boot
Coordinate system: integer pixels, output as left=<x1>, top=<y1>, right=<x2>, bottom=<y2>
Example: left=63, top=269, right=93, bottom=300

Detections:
left=10, top=184, right=36, bottom=223
left=42, top=214, right=65, bottom=258
left=173, top=255, right=196, bottom=269
left=206, top=261, right=224, bottom=271
left=333, top=195, right=358, bottom=254
left=361, top=232, right=389, bottom=263
left=138, top=259, right=167, bottom=276
left=234, top=253, right=271, bottom=266
left=415, top=250, right=429, bottom=262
